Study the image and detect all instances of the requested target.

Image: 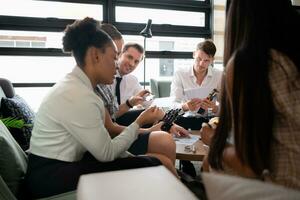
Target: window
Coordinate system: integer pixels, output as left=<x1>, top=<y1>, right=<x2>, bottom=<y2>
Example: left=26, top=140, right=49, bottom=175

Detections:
left=159, top=41, right=174, bottom=77
left=213, top=0, right=226, bottom=64
left=2, top=0, right=103, bottom=20
left=116, top=6, right=205, bottom=27
left=124, top=35, right=204, bottom=52
left=0, top=0, right=212, bottom=108
left=0, top=30, right=64, bottom=48
left=131, top=59, right=194, bottom=82
left=0, top=56, right=75, bottom=83
left=131, top=59, right=224, bottom=83
left=14, top=87, right=51, bottom=111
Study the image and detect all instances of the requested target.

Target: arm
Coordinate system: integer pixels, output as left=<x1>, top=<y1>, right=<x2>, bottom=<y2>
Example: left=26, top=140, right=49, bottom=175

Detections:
left=182, top=98, right=202, bottom=111
left=104, top=108, right=127, bottom=137
left=199, top=123, right=215, bottom=145
left=115, top=90, right=149, bottom=118
left=63, top=98, right=139, bottom=162
left=115, top=102, right=131, bottom=118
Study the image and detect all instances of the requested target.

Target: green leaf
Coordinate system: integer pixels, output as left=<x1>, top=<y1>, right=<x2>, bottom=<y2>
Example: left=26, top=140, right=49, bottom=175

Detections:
left=0, top=117, right=30, bottom=129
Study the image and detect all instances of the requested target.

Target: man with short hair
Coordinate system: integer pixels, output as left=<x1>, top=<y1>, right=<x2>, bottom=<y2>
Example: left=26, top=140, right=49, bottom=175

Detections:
left=96, top=25, right=148, bottom=121
left=170, top=40, right=222, bottom=177
left=111, top=43, right=148, bottom=106
left=171, top=40, right=222, bottom=113
left=110, top=42, right=151, bottom=126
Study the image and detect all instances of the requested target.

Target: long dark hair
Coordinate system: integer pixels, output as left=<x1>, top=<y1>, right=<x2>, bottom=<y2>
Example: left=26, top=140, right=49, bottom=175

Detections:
left=208, top=0, right=300, bottom=175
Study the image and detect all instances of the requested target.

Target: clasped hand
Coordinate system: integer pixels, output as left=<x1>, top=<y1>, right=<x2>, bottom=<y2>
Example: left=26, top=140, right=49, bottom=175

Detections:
left=128, top=90, right=151, bottom=107
left=184, top=98, right=217, bottom=113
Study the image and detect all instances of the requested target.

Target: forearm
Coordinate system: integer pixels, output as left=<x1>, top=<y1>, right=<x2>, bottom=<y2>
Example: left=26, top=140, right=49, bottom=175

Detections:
left=104, top=109, right=126, bottom=137
left=115, top=103, right=130, bottom=118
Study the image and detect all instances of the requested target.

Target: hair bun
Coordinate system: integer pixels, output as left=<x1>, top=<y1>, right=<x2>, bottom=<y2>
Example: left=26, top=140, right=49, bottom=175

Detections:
left=62, top=23, right=79, bottom=52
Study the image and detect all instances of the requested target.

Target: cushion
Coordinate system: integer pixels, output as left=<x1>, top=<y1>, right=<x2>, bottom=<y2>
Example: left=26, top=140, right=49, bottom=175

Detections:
left=150, top=79, right=159, bottom=98
left=0, top=121, right=27, bottom=196
left=0, top=95, right=35, bottom=150
left=0, top=78, right=15, bottom=98
left=158, top=81, right=171, bottom=97
left=0, top=176, right=17, bottom=200
left=38, top=191, right=76, bottom=200
left=202, top=173, right=300, bottom=200
left=0, top=87, right=6, bottom=104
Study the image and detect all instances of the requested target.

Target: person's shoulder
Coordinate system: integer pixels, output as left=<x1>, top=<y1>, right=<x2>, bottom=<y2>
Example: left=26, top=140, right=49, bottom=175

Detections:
left=125, top=74, right=139, bottom=82
left=174, top=66, right=191, bottom=77
left=270, top=49, right=296, bottom=69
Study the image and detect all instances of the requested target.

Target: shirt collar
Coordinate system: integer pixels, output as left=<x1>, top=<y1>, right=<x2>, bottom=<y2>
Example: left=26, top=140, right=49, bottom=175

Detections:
left=72, top=66, right=94, bottom=91
left=207, top=65, right=213, bottom=77
left=117, top=70, right=122, bottom=78
left=190, top=65, right=213, bottom=78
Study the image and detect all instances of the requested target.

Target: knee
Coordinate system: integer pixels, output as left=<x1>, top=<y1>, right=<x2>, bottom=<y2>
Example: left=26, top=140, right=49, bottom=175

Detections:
left=158, top=132, right=176, bottom=150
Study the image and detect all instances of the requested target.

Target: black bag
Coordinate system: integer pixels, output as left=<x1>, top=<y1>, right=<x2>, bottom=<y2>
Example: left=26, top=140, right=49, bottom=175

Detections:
left=178, top=170, right=207, bottom=200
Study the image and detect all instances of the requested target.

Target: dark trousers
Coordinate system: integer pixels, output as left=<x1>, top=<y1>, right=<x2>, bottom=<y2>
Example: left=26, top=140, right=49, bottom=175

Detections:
left=175, top=116, right=209, bottom=130
left=116, top=109, right=144, bottom=126
left=24, top=153, right=161, bottom=199
left=116, top=109, right=152, bottom=128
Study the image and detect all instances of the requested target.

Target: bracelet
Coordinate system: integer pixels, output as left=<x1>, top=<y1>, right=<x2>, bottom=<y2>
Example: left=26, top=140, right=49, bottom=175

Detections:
left=126, top=99, right=133, bottom=108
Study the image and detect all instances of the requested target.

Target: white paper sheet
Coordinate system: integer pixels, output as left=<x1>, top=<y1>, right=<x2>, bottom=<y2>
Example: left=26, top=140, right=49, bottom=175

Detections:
left=151, top=97, right=174, bottom=108
left=184, top=87, right=213, bottom=100
left=173, top=134, right=200, bottom=145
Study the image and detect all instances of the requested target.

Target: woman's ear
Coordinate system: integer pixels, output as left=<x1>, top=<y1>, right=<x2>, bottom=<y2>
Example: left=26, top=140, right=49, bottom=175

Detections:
left=90, top=47, right=102, bottom=65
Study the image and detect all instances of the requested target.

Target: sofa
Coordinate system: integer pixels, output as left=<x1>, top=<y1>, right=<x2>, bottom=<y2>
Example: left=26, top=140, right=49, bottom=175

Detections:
left=2, top=77, right=300, bottom=200
left=0, top=78, right=76, bottom=200
left=150, top=78, right=171, bottom=98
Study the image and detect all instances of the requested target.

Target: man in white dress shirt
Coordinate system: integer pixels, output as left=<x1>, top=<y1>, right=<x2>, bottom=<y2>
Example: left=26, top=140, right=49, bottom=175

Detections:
left=170, top=40, right=222, bottom=114
left=170, top=40, right=222, bottom=177
left=109, top=42, right=151, bottom=126
left=111, top=42, right=149, bottom=106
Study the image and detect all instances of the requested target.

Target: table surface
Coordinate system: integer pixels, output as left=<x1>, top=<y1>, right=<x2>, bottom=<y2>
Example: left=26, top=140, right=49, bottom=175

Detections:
left=176, top=130, right=208, bottom=161
left=77, top=166, right=198, bottom=200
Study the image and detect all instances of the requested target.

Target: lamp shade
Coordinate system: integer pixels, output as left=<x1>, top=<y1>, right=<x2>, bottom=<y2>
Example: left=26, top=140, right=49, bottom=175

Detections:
left=140, top=19, right=152, bottom=38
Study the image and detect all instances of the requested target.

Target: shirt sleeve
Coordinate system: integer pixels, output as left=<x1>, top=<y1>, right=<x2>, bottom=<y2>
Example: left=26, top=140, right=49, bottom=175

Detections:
left=132, top=76, right=143, bottom=95
left=61, top=95, right=139, bottom=162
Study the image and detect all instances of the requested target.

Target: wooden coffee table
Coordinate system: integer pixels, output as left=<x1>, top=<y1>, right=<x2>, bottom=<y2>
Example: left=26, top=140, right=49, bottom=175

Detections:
left=176, top=130, right=208, bottom=161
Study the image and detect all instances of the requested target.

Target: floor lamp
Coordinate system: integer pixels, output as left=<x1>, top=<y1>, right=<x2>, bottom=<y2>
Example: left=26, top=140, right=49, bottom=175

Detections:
left=140, top=19, right=152, bottom=89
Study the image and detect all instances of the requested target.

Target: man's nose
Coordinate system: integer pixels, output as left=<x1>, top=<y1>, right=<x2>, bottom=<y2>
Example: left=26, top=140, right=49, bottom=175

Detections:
left=129, top=59, right=135, bottom=68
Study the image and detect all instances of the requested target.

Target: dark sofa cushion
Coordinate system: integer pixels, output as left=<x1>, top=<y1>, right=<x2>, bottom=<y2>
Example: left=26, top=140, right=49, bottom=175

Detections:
left=0, top=95, right=34, bottom=151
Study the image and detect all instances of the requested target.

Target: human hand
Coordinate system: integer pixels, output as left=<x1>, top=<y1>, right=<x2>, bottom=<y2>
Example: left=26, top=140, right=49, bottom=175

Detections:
left=199, top=123, right=215, bottom=145
left=169, top=124, right=190, bottom=137
left=129, top=90, right=151, bottom=106
left=135, top=106, right=164, bottom=127
left=137, top=89, right=150, bottom=98
left=183, top=98, right=202, bottom=111
left=146, top=121, right=163, bottom=132
left=199, top=99, right=218, bottom=113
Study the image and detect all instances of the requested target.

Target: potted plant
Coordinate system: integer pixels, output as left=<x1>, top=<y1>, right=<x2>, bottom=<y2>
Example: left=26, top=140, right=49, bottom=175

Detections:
left=0, top=117, right=32, bottom=129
